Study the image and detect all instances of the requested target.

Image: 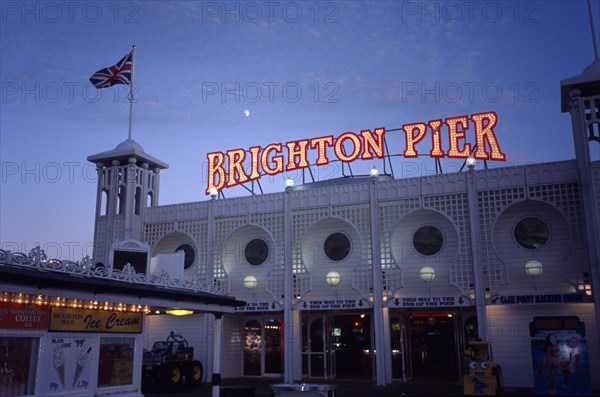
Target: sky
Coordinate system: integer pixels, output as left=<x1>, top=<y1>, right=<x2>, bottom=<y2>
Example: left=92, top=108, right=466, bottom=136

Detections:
left=1, top=0, right=600, bottom=262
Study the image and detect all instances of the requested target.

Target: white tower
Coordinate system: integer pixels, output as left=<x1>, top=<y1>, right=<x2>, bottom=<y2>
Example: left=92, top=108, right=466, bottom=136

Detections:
left=87, top=139, right=168, bottom=267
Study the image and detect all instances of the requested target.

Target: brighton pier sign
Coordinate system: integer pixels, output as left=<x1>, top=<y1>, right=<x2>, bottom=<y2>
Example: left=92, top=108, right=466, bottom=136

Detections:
left=205, top=111, right=506, bottom=194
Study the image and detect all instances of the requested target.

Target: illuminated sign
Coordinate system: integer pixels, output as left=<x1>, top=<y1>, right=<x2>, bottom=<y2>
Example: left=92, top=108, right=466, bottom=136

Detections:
left=49, top=307, right=143, bottom=333
left=0, top=302, right=51, bottom=330
left=234, top=301, right=282, bottom=312
left=490, top=293, right=587, bottom=305
left=387, top=295, right=473, bottom=308
left=297, top=298, right=371, bottom=310
left=206, top=111, right=505, bottom=194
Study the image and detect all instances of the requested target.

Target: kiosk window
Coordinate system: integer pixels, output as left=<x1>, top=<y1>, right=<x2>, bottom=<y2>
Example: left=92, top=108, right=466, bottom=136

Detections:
left=98, top=338, right=135, bottom=387
left=0, top=337, right=38, bottom=397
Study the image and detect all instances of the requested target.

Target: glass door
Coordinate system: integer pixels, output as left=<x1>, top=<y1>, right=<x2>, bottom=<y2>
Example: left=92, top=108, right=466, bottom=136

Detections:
left=390, top=314, right=408, bottom=381
left=407, top=312, right=459, bottom=381
left=302, top=315, right=335, bottom=379
left=243, top=317, right=283, bottom=377
left=264, top=319, right=283, bottom=375
left=331, top=314, right=371, bottom=379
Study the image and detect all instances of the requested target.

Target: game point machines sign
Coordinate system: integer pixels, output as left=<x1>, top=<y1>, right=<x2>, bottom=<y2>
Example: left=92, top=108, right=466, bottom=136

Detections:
left=205, top=111, right=506, bottom=194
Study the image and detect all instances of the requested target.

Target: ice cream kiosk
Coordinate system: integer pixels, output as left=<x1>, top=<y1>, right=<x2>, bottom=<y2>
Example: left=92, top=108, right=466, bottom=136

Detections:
left=463, top=340, right=503, bottom=396
left=0, top=301, right=145, bottom=397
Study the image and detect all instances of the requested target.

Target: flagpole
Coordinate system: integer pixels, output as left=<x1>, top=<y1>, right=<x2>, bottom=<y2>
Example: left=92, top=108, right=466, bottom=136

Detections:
left=588, top=0, right=599, bottom=61
left=128, top=44, right=136, bottom=141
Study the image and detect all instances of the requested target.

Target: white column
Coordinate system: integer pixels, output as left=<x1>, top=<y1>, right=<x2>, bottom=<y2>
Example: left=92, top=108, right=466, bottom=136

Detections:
left=467, top=164, right=488, bottom=340
left=153, top=167, right=161, bottom=205
left=212, top=313, right=223, bottom=397
left=283, top=186, right=294, bottom=383
left=292, top=309, right=302, bottom=380
left=124, top=157, right=137, bottom=240
left=381, top=307, right=393, bottom=382
left=205, top=195, right=217, bottom=380
left=92, top=164, right=104, bottom=262
left=369, top=177, right=387, bottom=385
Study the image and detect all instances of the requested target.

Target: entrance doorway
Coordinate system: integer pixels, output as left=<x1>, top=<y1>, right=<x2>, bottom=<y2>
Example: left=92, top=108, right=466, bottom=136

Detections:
left=302, top=313, right=372, bottom=380
left=242, top=317, right=283, bottom=376
left=408, top=313, right=459, bottom=380
left=391, top=310, right=473, bottom=382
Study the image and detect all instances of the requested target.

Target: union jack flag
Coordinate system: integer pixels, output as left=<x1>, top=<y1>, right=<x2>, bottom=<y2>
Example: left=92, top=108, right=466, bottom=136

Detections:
left=89, top=50, right=133, bottom=89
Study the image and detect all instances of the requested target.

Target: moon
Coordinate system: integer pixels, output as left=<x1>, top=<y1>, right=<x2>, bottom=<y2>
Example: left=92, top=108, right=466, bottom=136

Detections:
left=243, top=109, right=250, bottom=117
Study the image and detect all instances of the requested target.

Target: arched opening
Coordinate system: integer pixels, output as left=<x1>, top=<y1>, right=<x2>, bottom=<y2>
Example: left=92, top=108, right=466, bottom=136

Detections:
left=117, top=185, right=125, bottom=215
left=101, top=189, right=109, bottom=216
left=135, top=186, right=142, bottom=215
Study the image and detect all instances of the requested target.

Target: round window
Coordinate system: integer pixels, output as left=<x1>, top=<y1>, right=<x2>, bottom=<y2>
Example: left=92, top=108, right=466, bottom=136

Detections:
left=175, top=244, right=196, bottom=269
left=514, top=217, right=549, bottom=249
left=324, top=232, right=351, bottom=261
left=245, top=238, right=269, bottom=266
left=413, top=225, right=444, bottom=256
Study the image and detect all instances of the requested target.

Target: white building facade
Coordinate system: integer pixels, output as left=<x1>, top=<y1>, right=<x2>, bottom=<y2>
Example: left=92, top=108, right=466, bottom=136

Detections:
left=1, top=61, right=598, bottom=397
left=130, top=61, right=600, bottom=391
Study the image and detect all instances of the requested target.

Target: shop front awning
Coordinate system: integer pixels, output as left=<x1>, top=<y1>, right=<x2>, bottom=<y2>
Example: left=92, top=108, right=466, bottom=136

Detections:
left=0, top=250, right=245, bottom=314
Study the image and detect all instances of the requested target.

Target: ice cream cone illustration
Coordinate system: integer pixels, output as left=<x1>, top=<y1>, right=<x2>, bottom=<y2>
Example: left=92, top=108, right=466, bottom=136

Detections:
left=73, top=346, right=92, bottom=387
left=53, top=346, right=65, bottom=388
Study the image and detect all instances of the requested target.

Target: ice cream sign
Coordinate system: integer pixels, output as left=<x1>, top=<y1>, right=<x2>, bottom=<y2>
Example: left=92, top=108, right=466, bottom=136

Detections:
left=49, top=307, right=143, bottom=333
left=48, top=336, right=95, bottom=393
left=206, top=111, right=506, bottom=194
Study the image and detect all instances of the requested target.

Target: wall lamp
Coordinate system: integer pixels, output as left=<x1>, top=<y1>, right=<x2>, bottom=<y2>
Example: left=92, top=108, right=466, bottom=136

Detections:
left=525, top=260, right=543, bottom=290
left=243, top=275, right=258, bottom=289
left=525, top=260, right=543, bottom=278
left=165, top=309, right=194, bottom=316
left=326, top=271, right=341, bottom=287
left=419, top=266, right=436, bottom=284
left=466, top=155, right=476, bottom=170
left=419, top=266, right=436, bottom=295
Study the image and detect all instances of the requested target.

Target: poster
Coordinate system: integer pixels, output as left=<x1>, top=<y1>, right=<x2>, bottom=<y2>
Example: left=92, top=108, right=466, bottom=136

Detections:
left=529, top=316, right=592, bottom=396
left=47, top=336, right=97, bottom=393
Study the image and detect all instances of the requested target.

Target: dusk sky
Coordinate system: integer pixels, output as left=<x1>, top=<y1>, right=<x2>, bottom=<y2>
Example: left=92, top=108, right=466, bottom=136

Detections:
left=1, top=0, right=599, bottom=261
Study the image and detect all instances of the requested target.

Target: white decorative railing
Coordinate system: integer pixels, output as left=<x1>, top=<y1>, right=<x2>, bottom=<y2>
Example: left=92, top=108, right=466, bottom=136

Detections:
left=0, top=246, right=223, bottom=295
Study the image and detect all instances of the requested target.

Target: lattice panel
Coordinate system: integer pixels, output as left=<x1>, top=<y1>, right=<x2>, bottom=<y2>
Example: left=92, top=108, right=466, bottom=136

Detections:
left=214, top=216, right=248, bottom=293
left=114, top=217, right=124, bottom=243
left=291, top=207, right=329, bottom=296
left=144, top=222, right=175, bottom=247
left=528, top=183, right=587, bottom=288
left=94, top=219, right=108, bottom=265
left=249, top=212, right=285, bottom=300
left=178, top=220, right=208, bottom=279
left=378, top=198, right=420, bottom=293
left=423, top=193, right=471, bottom=294
left=478, top=188, right=526, bottom=292
left=331, top=204, right=373, bottom=296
